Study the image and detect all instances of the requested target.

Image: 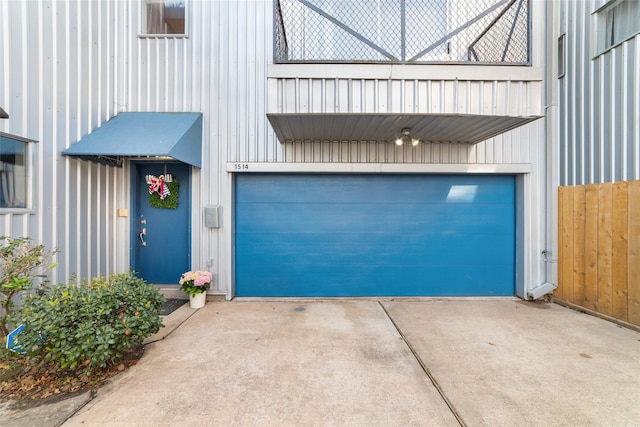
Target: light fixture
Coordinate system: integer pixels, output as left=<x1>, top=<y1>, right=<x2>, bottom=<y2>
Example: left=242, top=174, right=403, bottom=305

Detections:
left=394, top=128, right=420, bottom=146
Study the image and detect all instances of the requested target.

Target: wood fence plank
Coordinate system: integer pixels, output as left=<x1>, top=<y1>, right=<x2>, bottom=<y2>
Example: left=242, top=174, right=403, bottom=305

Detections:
left=560, top=186, right=574, bottom=301
left=584, top=184, right=599, bottom=311
left=572, top=185, right=586, bottom=306
left=629, top=180, right=640, bottom=325
left=611, top=182, right=629, bottom=321
left=557, top=186, right=564, bottom=300
left=597, top=183, right=613, bottom=316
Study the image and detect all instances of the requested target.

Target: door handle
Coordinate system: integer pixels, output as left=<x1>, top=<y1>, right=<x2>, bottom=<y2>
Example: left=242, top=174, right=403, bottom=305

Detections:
left=139, top=227, right=147, bottom=247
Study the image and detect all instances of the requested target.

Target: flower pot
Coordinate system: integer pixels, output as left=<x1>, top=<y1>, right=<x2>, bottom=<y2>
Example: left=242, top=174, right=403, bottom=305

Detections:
left=189, top=291, right=207, bottom=309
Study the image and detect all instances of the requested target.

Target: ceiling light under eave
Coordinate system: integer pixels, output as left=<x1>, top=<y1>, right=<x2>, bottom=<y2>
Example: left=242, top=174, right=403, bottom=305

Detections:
left=394, top=128, right=421, bottom=147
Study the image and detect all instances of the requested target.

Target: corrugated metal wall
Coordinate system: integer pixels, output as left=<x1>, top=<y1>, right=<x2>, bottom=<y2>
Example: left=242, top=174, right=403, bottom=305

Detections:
left=0, top=0, right=551, bottom=295
left=0, top=0, right=125, bottom=285
left=0, top=0, right=275, bottom=290
left=558, top=0, right=640, bottom=185
left=266, top=74, right=542, bottom=164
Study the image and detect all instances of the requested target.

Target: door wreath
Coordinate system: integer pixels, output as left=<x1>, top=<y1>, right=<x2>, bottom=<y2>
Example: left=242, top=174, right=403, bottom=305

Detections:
left=146, top=174, right=179, bottom=209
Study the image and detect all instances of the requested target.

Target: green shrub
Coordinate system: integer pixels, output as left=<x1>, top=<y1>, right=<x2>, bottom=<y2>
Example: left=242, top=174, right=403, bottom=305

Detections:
left=15, top=273, right=165, bottom=373
left=0, top=236, right=58, bottom=339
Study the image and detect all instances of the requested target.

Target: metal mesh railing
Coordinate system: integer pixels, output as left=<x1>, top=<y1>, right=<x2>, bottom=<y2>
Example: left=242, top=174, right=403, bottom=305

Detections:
left=274, top=0, right=530, bottom=64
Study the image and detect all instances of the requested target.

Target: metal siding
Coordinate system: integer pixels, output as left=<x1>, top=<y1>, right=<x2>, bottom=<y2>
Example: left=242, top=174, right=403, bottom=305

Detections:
left=559, top=1, right=640, bottom=185
left=0, top=0, right=551, bottom=297
left=268, top=76, right=541, bottom=161
left=0, top=0, right=124, bottom=284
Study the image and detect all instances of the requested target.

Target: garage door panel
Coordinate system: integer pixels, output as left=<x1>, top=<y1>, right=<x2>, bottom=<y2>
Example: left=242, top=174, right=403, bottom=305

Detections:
left=238, top=175, right=513, bottom=204
left=236, top=263, right=514, bottom=297
left=237, top=231, right=512, bottom=267
left=237, top=203, right=512, bottom=235
left=235, top=174, right=515, bottom=297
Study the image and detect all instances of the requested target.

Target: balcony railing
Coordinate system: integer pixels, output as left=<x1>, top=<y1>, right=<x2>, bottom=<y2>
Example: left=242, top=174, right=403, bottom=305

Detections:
left=274, top=0, right=530, bottom=65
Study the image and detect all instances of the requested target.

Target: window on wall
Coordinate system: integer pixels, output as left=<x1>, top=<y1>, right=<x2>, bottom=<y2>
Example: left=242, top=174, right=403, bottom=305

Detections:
left=0, top=133, right=29, bottom=209
left=595, top=0, right=640, bottom=54
left=143, top=0, right=186, bottom=36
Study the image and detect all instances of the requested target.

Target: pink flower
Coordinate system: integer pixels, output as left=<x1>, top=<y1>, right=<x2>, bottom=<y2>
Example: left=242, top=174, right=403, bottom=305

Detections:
left=179, top=270, right=211, bottom=290
left=194, top=273, right=211, bottom=287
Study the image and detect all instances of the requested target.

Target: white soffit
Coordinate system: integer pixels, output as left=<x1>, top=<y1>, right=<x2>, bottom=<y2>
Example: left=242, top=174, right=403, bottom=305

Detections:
left=266, top=113, right=541, bottom=144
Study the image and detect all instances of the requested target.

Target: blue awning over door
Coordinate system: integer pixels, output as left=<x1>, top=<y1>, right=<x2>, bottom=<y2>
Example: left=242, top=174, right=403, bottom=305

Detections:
left=63, top=112, right=203, bottom=167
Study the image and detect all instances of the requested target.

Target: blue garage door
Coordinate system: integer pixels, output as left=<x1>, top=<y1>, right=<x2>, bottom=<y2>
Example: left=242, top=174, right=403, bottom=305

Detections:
left=235, top=174, right=514, bottom=297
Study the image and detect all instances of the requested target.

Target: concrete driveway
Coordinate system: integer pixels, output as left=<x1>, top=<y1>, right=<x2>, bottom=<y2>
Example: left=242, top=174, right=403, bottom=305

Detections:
left=53, top=300, right=640, bottom=426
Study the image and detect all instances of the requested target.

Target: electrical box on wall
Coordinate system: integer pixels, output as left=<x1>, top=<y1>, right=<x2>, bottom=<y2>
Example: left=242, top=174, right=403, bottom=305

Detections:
left=204, top=205, right=221, bottom=228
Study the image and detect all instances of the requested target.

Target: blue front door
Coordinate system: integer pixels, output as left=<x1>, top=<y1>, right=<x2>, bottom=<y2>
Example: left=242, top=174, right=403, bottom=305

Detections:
left=235, top=174, right=515, bottom=297
left=133, top=162, right=190, bottom=285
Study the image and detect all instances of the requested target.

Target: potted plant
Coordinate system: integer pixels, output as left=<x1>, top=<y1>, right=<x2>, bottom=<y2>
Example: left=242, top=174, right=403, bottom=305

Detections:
left=179, top=270, right=212, bottom=309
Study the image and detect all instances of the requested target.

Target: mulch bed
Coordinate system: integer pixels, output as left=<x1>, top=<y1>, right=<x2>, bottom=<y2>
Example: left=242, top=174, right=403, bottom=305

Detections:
left=0, top=344, right=144, bottom=403
left=1, top=301, right=185, bottom=404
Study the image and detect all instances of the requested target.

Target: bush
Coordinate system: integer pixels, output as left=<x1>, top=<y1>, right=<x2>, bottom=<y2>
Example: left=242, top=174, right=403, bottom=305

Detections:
left=15, top=273, right=165, bottom=373
left=0, top=236, right=57, bottom=339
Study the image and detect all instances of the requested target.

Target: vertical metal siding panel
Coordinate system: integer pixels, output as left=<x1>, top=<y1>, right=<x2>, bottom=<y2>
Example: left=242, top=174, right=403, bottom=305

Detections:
left=457, top=81, right=468, bottom=114
left=299, top=79, right=309, bottom=113
left=581, top=1, right=591, bottom=185
left=352, top=79, right=361, bottom=113
left=416, top=81, right=428, bottom=113
left=62, top=2, right=76, bottom=282
left=584, top=3, right=595, bottom=184
left=378, top=79, right=388, bottom=112
left=502, top=127, right=513, bottom=163
left=603, top=53, right=612, bottom=182
left=338, top=79, right=350, bottom=113
left=496, top=80, right=508, bottom=116
left=621, top=42, right=630, bottom=181
left=592, top=57, right=601, bottom=183
left=552, top=2, right=574, bottom=186
left=597, top=57, right=606, bottom=183
left=574, top=0, right=583, bottom=185
left=613, top=48, right=623, bottom=182
left=570, top=0, right=578, bottom=185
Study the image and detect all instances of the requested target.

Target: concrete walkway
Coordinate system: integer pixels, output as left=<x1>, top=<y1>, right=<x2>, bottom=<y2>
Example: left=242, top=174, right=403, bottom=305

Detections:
left=4, top=299, right=640, bottom=426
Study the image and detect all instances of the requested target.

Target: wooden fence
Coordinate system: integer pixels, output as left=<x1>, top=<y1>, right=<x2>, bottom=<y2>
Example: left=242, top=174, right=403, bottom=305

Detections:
left=557, top=180, right=640, bottom=326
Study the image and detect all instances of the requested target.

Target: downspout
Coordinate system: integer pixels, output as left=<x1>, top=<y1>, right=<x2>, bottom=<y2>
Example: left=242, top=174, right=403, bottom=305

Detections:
left=528, top=0, right=557, bottom=300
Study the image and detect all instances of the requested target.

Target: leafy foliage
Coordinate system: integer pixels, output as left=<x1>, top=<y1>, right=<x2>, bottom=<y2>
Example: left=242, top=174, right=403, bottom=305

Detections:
left=15, top=273, right=165, bottom=373
left=0, top=237, right=57, bottom=338
left=148, top=178, right=179, bottom=209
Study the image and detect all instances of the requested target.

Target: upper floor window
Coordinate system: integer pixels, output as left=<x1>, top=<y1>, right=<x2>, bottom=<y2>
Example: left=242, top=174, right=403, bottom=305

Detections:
left=142, top=0, right=187, bottom=36
left=594, top=0, right=640, bottom=55
left=0, top=133, right=30, bottom=210
left=274, top=0, right=530, bottom=64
